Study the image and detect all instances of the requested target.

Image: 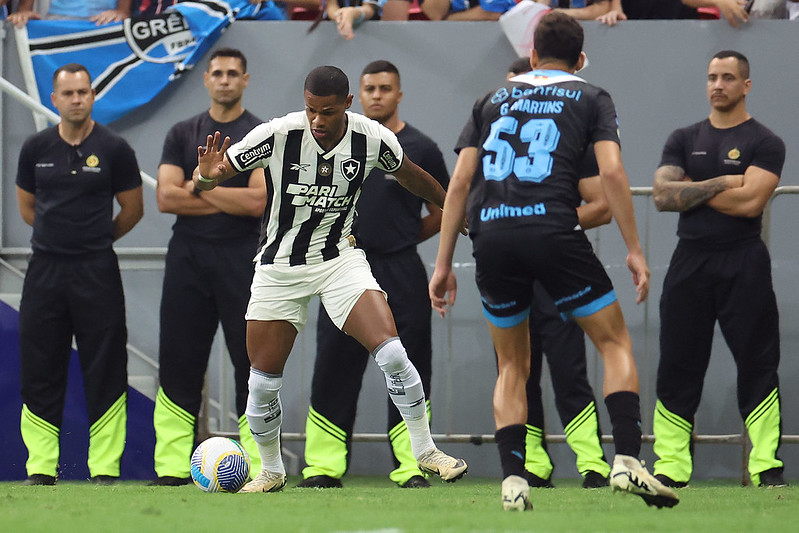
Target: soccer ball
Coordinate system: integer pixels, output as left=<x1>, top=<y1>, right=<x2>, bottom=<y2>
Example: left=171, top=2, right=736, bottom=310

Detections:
left=190, top=437, right=250, bottom=493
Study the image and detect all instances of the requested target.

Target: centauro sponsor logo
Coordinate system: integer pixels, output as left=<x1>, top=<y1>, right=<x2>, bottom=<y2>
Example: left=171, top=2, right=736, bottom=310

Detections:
left=286, top=183, right=354, bottom=212
left=236, top=140, right=272, bottom=168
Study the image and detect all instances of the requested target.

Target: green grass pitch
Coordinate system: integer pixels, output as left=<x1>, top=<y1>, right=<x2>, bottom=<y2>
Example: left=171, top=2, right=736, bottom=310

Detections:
left=0, top=476, right=794, bottom=533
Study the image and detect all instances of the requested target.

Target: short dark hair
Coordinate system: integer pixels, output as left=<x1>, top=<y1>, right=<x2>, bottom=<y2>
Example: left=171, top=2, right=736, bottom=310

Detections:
left=534, top=11, right=583, bottom=69
left=508, top=57, right=532, bottom=76
left=361, top=60, right=401, bottom=85
left=304, top=66, right=349, bottom=99
left=208, top=47, right=248, bottom=73
left=52, top=63, right=91, bottom=88
left=711, top=50, right=750, bottom=79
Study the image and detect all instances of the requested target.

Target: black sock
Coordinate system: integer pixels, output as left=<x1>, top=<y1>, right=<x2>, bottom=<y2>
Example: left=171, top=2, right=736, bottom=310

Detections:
left=495, top=424, right=527, bottom=479
left=604, top=391, right=642, bottom=458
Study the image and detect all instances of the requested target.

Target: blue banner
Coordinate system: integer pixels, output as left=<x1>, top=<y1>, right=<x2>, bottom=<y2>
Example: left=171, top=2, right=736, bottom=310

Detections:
left=18, top=0, right=283, bottom=124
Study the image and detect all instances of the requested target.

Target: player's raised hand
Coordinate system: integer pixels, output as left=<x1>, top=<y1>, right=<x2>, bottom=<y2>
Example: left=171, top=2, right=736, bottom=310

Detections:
left=626, top=250, right=650, bottom=304
left=197, top=132, right=231, bottom=178
left=429, top=268, right=458, bottom=317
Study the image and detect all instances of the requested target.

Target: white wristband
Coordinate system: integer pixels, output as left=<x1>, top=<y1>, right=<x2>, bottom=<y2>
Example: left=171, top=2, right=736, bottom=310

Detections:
left=197, top=175, right=215, bottom=184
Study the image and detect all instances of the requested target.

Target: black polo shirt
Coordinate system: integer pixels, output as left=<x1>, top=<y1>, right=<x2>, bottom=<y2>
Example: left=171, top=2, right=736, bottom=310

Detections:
left=159, top=110, right=263, bottom=241
left=16, top=123, right=141, bottom=255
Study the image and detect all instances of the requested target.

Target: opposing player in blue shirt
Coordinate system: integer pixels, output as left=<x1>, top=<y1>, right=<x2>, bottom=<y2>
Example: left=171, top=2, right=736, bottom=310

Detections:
left=429, top=12, right=678, bottom=510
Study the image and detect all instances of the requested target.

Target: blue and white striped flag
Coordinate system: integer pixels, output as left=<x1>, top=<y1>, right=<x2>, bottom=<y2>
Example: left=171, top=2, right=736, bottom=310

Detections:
left=16, top=0, right=282, bottom=125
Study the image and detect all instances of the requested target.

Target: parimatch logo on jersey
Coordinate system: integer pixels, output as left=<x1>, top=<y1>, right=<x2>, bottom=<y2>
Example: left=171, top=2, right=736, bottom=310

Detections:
left=286, top=183, right=354, bottom=213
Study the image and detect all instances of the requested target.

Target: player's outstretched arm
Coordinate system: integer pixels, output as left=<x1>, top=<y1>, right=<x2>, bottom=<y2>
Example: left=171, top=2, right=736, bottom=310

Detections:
left=594, top=140, right=649, bottom=303
left=393, top=157, right=447, bottom=209
left=194, top=131, right=238, bottom=191
left=652, top=164, right=742, bottom=212
left=429, top=148, right=477, bottom=317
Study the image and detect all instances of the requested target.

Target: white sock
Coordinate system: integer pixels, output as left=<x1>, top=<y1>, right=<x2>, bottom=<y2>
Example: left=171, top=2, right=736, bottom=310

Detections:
left=245, top=368, right=285, bottom=475
left=373, top=337, right=435, bottom=458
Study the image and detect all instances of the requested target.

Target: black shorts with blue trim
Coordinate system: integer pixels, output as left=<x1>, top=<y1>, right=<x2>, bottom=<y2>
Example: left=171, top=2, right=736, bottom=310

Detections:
left=472, top=227, right=616, bottom=328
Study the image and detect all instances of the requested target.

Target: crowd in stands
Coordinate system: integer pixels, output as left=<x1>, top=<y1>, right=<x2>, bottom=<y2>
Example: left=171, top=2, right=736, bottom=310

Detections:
left=2, top=0, right=797, bottom=28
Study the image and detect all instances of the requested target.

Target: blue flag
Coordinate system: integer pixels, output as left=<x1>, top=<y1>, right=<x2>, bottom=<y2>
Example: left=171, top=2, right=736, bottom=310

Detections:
left=18, top=0, right=283, bottom=125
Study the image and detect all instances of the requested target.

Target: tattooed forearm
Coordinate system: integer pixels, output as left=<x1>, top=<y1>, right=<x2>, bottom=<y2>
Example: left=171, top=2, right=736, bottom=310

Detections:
left=653, top=165, right=732, bottom=212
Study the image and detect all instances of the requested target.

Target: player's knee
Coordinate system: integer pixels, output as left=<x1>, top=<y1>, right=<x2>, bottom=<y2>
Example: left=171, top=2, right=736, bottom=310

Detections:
left=372, top=337, right=410, bottom=374
left=248, top=368, right=282, bottom=404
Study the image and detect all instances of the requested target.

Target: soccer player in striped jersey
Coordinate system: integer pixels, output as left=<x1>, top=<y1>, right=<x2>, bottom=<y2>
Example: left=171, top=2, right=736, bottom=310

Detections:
left=193, top=65, right=467, bottom=493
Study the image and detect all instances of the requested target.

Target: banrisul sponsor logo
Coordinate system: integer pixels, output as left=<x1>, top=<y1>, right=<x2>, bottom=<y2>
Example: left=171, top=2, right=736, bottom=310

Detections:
left=236, top=140, right=273, bottom=168
left=123, top=12, right=195, bottom=64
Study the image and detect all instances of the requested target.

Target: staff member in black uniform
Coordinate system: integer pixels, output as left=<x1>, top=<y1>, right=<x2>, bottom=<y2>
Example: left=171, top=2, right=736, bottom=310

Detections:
left=652, top=50, right=786, bottom=488
left=430, top=12, right=678, bottom=510
left=298, top=60, right=449, bottom=490
left=15, top=63, right=143, bottom=486
left=151, top=48, right=266, bottom=485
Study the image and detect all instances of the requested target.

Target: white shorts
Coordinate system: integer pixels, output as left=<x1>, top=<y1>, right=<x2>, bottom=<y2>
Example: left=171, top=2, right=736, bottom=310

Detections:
left=245, top=247, right=385, bottom=331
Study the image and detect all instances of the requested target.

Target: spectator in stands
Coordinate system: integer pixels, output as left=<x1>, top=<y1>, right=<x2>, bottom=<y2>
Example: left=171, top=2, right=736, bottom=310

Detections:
left=546, top=1, right=627, bottom=24
left=747, top=0, right=792, bottom=18
left=263, top=0, right=322, bottom=20
left=135, top=0, right=174, bottom=16
left=323, top=0, right=385, bottom=40
left=7, top=0, right=131, bottom=26
left=423, top=0, right=626, bottom=23
left=618, top=0, right=746, bottom=27
left=135, top=0, right=288, bottom=19
left=381, top=0, right=413, bottom=19
left=422, top=0, right=513, bottom=20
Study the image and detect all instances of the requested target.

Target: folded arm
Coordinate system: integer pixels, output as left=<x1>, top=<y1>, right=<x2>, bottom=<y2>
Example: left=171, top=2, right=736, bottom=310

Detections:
left=653, top=164, right=743, bottom=212
left=705, top=165, right=778, bottom=218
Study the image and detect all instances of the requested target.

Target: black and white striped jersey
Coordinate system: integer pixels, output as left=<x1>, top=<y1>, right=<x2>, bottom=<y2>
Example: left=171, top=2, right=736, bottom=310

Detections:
left=226, top=110, right=404, bottom=266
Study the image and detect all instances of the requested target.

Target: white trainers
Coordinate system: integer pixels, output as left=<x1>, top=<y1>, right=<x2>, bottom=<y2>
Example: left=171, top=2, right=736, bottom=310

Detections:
left=502, top=475, right=533, bottom=511
left=239, top=470, right=287, bottom=493
left=610, top=455, right=679, bottom=508
left=417, top=448, right=468, bottom=482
